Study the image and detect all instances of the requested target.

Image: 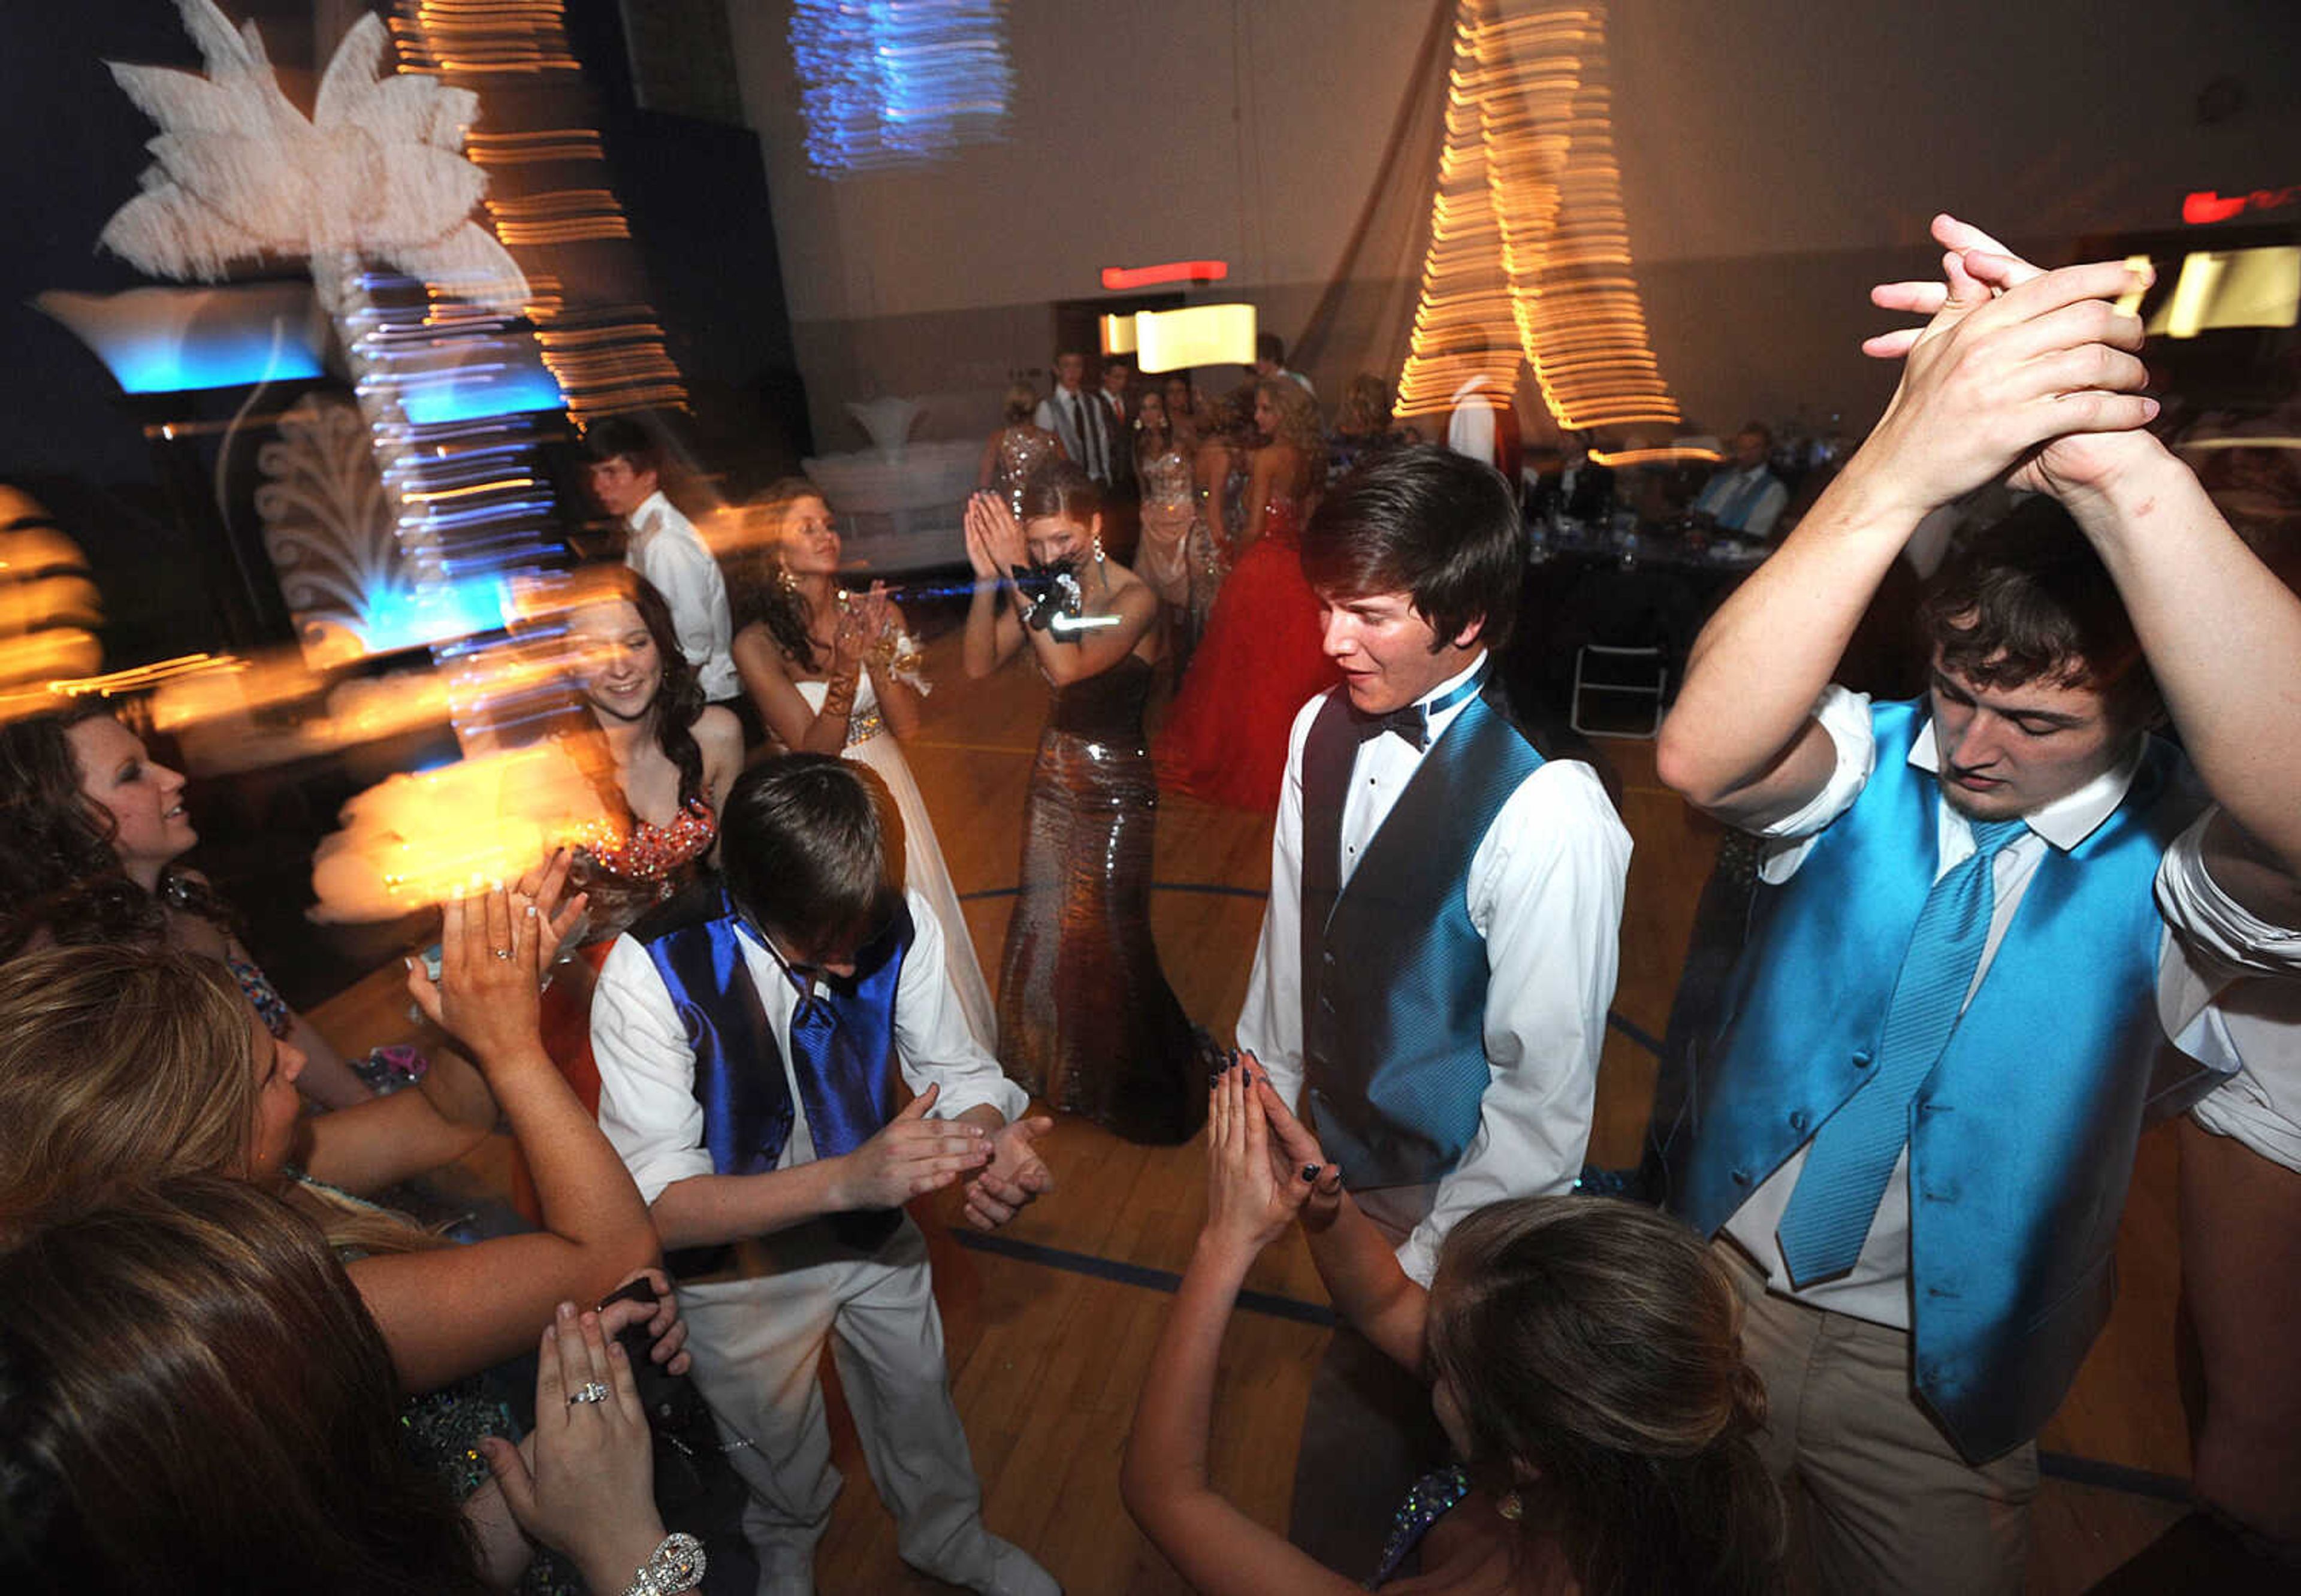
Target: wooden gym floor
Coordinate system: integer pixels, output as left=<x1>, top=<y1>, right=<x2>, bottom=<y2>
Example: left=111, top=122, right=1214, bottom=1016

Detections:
left=318, top=628, right=2193, bottom=1592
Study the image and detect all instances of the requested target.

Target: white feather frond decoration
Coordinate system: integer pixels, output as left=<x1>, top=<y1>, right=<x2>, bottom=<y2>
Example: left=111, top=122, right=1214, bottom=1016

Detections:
left=97, top=0, right=529, bottom=314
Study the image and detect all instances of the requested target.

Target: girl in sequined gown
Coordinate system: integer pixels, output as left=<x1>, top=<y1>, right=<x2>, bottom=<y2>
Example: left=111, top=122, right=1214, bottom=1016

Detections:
left=1122, top=1070, right=1785, bottom=1594
left=961, top=464, right=1212, bottom=1145
left=1155, top=377, right=1340, bottom=811
left=1132, top=388, right=1227, bottom=679
left=978, top=380, right=1070, bottom=519
left=729, top=479, right=999, bottom=1051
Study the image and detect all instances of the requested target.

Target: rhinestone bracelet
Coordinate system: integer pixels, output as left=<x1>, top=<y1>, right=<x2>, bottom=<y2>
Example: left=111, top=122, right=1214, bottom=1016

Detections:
left=622, top=1531, right=705, bottom=1596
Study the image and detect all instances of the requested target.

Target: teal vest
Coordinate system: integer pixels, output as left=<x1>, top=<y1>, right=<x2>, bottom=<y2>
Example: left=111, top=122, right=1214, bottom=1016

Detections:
left=1663, top=701, right=2203, bottom=1461
left=1300, top=684, right=1545, bottom=1190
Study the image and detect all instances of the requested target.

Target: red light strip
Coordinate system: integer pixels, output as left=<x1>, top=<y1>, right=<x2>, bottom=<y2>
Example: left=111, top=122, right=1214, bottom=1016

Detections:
left=1100, top=261, right=1229, bottom=291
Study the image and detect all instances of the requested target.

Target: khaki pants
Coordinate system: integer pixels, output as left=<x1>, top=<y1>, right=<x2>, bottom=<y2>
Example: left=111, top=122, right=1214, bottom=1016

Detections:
left=1717, top=1241, right=2037, bottom=1595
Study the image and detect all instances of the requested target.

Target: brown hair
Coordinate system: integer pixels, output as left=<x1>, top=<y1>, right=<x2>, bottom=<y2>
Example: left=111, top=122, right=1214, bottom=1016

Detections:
left=1017, top=459, right=1103, bottom=526
left=728, top=478, right=832, bottom=673
left=1426, top=1196, right=1783, bottom=1596
left=0, top=1178, right=488, bottom=1594
left=1002, top=382, right=1040, bottom=425
left=1918, top=496, right=2160, bottom=726
left=0, top=703, right=232, bottom=947
left=721, top=754, right=905, bottom=956
left=1254, top=374, right=1327, bottom=466
left=1302, top=445, right=1523, bottom=651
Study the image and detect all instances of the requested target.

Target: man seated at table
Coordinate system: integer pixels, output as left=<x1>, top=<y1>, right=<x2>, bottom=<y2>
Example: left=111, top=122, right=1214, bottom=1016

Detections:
left=1689, top=422, right=1789, bottom=538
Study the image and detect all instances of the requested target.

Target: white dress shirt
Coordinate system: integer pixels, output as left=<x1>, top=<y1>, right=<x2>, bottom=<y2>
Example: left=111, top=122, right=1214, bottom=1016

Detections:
left=1723, top=686, right=2301, bottom=1325
left=1239, top=654, right=1633, bottom=1284
left=1445, top=375, right=1497, bottom=471
left=624, top=491, right=737, bottom=702
left=592, top=887, right=1028, bottom=1207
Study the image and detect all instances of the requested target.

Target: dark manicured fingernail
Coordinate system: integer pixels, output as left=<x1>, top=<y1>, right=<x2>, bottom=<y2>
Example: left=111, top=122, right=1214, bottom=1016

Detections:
left=1301, top=1164, right=1320, bottom=1181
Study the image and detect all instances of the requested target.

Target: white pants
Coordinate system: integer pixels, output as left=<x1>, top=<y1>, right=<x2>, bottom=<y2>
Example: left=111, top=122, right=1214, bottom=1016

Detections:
left=676, top=1216, right=998, bottom=1587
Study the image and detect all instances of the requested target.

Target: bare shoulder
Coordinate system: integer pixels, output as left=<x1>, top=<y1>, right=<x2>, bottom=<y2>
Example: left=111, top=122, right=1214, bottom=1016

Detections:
left=691, top=704, right=744, bottom=764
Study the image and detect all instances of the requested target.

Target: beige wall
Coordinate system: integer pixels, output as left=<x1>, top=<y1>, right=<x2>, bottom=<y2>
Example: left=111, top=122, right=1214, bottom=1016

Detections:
left=730, top=0, right=2301, bottom=452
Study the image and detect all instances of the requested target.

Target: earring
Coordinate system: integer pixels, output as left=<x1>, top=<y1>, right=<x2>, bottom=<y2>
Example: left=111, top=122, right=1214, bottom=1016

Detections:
left=775, top=563, right=800, bottom=596
left=1495, top=1492, right=1524, bottom=1522
left=1091, top=533, right=1107, bottom=563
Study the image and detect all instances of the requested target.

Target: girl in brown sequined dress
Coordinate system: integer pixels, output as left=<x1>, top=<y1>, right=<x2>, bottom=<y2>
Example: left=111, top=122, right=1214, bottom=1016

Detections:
left=961, top=464, right=1212, bottom=1145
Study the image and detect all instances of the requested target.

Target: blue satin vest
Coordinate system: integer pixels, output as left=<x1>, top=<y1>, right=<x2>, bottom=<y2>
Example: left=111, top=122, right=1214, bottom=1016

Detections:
left=1300, top=684, right=1545, bottom=1190
left=1661, top=701, right=2203, bottom=1461
left=636, top=887, right=912, bottom=1179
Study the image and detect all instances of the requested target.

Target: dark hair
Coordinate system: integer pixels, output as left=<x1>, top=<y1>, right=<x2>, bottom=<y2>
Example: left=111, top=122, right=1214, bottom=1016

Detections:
left=1302, top=446, right=1523, bottom=651
left=579, top=414, right=658, bottom=475
left=1736, top=422, right=1772, bottom=449
left=1918, top=496, right=2160, bottom=724
left=0, top=703, right=232, bottom=942
left=728, top=478, right=829, bottom=674
left=1427, top=1197, right=1783, bottom=1596
left=1019, top=460, right=1102, bottom=525
left=1001, top=382, right=1039, bottom=426
left=1255, top=331, right=1285, bottom=364
left=572, top=569, right=708, bottom=805
left=0, top=1178, right=488, bottom=1595
left=720, top=755, right=904, bottom=953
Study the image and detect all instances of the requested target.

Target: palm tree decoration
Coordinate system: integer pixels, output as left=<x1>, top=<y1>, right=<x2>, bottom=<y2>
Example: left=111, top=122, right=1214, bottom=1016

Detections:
left=99, top=0, right=527, bottom=315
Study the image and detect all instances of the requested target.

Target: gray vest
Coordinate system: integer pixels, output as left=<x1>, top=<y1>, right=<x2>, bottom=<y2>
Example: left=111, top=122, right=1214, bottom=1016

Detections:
left=1299, top=683, right=1544, bottom=1189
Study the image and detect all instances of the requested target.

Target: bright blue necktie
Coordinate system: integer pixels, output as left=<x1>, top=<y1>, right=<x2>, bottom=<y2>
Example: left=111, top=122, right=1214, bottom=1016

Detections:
left=1777, top=816, right=2028, bottom=1284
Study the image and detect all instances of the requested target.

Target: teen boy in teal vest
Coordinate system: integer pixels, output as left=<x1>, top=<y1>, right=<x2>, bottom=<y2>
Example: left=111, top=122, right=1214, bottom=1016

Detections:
left=1653, top=220, right=2301, bottom=1594
left=1239, top=448, right=1632, bottom=1570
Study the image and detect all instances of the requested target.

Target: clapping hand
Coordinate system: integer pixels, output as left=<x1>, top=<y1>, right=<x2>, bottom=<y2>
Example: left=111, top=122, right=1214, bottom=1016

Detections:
left=406, top=885, right=545, bottom=1066
left=479, top=1302, right=666, bottom=1596
left=963, top=491, right=1028, bottom=578
left=962, top=1113, right=1055, bottom=1230
left=1247, top=1057, right=1343, bottom=1234
left=1202, top=1056, right=1317, bottom=1259
left=832, top=1083, right=993, bottom=1210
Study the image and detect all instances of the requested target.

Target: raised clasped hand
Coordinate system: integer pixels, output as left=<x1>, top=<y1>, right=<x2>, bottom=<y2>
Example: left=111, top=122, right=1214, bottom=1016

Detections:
left=963, top=1113, right=1056, bottom=1231
left=595, top=1266, right=691, bottom=1377
left=1246, top=1057, right=1343, bottom=1234
left=835, top=1083, right=992, bottom=1210
left=1861, top=212, right=2161, bottom=506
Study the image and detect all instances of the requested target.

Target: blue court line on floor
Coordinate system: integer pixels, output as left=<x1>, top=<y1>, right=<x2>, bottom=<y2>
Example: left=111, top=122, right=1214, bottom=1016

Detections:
left=959, top=881, right=1271, bottom=902
left=2036, top=1452, right=2191, bottom=1504
left=1607, top=1011, right=1665, bottom=1059
left=949, top=1231, right=2193, bottom=1505
left=950, top=1229, right=1336, bottom=1328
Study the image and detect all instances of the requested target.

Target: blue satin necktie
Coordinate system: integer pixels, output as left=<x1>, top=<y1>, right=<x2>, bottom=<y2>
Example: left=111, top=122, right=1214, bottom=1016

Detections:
left=1777, top=815, right=2028, bottom=1284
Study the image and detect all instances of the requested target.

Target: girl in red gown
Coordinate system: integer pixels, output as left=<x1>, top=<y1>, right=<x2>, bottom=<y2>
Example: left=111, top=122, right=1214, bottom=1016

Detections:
left=1155, top=377, right=1338, bottom=811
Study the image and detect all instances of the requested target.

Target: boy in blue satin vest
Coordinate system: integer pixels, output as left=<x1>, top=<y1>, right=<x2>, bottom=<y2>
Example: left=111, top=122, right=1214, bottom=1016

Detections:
left=591, top=756, right=1059, bottom=1596
left=1652, top=216, right=2301, bottom=1593
left=1237, top=447, right=1632, bottom=1571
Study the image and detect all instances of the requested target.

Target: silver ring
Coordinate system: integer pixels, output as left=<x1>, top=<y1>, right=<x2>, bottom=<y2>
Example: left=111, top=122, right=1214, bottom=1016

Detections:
left=491, top=948, right=514, bottom=962
left=567, top=1380, right=611, bottom=1405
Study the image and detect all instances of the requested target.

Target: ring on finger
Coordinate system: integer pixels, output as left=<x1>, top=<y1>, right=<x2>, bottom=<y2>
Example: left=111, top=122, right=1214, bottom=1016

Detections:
left=567, top=1380, right=611, bottom=1405
left=491, top=948, right=514, bottom=962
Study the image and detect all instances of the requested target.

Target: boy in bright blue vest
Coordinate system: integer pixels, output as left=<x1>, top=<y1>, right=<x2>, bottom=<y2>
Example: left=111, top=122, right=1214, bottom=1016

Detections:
left=591, top=755, right=1059, bottom=1596
left=1653, top=217, right=2301, bottom=1592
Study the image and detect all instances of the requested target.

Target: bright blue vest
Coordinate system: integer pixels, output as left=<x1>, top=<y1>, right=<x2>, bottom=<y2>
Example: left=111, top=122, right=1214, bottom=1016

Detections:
left=1299, top=684, right=1546, bottom=1190
left=1662, top=701, right=2204, bottom=1461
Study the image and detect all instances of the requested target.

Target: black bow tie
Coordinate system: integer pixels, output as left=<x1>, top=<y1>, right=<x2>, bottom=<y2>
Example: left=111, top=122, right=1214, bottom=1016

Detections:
left=1352, top=705, right=1427, bottom=751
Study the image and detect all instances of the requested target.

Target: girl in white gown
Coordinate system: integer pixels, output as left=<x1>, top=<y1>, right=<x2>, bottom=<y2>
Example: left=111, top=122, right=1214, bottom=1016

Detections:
left=729, top=480, right=998, bottom=1051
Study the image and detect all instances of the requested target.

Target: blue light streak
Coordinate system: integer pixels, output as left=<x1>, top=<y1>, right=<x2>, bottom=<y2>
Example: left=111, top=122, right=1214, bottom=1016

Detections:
left=790, top=0, right=1013, bottom=176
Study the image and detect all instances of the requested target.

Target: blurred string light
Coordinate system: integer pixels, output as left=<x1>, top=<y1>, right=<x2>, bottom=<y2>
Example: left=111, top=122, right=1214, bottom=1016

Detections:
left=790, top=0, right=1013, bottom=177
left=1396, top=0, right=1680, bottom=436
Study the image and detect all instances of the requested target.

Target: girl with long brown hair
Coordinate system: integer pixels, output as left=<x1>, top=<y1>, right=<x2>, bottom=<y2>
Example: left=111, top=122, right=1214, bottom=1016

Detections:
left=1124, top=1065, right=1784, bottom=1595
